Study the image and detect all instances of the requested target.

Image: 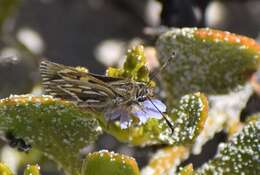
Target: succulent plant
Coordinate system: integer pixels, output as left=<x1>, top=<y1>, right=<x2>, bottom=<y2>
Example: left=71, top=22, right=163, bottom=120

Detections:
left=0, top=28, right=259, bottom=175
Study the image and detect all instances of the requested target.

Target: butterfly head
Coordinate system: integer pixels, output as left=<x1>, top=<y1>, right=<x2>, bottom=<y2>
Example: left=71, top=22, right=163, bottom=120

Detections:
left=134, top=82, right=174, bottom=134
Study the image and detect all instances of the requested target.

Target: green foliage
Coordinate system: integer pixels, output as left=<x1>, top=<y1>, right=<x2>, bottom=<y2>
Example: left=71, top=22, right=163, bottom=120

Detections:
left=195, top=116, right=260, bottom=174
left=0, top=163, right=41, bottom=175
left=82, top=150, right=140, bottom=175
left=144, top=116, right=259, bottom=175
left=179, top=164, right=194, bottom=175
left=0, top=163, right=13, bottom=175
left=156, top=28, right=260, bottom=105
left=106, top=45, right=150, bottom=83
left=168, top=93, right=208, bottom=145
left=0, top=95, right=102, bottom=175
left=23, top=164, right=41, bottom=175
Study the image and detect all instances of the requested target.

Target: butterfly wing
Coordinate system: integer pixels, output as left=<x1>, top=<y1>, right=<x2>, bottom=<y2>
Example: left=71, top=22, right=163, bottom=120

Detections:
left=40, top=60, right=123, bottom=109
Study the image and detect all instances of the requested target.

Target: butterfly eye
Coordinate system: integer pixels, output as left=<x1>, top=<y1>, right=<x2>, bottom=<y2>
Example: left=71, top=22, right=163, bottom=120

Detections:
left=137, top=96, right=147, bottom=102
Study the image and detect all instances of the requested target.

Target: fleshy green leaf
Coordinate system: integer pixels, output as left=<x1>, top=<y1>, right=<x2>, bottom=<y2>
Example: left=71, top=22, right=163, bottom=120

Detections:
left=179, top=164, right=194, bottom=175
left=24, top=164, right=41, bottom=175
left=82, top=150, right=140, bottom=175
left=156, top=28, right=260, bottom=105
left=167, top=93, right=208, bottom=145
left=106, top=45, right=150, bottom=83
left=195, top=116, right=260, bottom=174
left=0, top=95, right=102, bottom=175
left=141, top=146, right=189, bottom=175
left=0, top=163, right=13, bottom=175
left=103, top=93, right=208, bottom=146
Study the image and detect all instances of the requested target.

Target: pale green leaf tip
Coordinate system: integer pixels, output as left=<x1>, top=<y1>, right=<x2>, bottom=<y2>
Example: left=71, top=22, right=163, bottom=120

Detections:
left=142, top=146, right=189, bottom=175
left=82, top=150, right=140, bottom=175
left=24, top=164, right=41, bottom=175
left=179, top=164, right=194, bottom=175
left=0, top=162, right=13, bottom=175
left=106, top=45, right=150, bottom=82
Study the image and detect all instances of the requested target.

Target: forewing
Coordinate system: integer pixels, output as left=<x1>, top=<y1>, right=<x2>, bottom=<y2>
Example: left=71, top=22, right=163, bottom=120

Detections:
left=40, top=60, right=118, bottom=108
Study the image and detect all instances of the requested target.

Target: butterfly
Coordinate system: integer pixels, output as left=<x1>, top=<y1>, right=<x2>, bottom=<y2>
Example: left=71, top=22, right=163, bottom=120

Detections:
left=39, top=59, right=173, bottom=130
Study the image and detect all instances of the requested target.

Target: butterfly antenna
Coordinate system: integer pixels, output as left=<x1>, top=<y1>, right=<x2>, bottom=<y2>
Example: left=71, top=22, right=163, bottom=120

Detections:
left=150, top=52, right=175, bottom=81
left=147, top=97, right=174, bottom=134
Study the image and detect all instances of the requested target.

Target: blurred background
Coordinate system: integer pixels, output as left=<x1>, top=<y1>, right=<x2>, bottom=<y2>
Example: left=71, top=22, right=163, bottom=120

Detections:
left=0, top=0, right=259, bottom=174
